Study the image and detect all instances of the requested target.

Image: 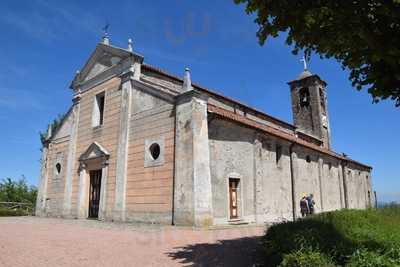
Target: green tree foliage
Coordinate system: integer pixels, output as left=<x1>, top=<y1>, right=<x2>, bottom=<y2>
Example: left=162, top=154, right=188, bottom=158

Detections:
left=0, top=176, right=37, bottom=205
left=234, top=0, right=400, bottom=106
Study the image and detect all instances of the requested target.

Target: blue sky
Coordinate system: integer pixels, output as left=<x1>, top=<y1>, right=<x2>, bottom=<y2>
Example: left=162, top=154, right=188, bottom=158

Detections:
left=0, top=0, right=398, bottom=202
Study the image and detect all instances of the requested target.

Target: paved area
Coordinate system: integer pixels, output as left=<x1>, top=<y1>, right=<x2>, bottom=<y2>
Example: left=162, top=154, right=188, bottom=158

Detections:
left=0, top=217, right=265, bottom=267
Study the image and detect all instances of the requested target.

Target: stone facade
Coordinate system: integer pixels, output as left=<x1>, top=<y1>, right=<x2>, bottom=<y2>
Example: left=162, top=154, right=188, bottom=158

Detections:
left=36, top=38, right=374, bottom=227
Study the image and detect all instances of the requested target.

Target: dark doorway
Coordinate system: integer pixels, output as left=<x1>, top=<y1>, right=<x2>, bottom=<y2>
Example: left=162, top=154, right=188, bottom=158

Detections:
left=229, top=178, right=240, bottom=219
left=88, top=169, right=102, bottom=218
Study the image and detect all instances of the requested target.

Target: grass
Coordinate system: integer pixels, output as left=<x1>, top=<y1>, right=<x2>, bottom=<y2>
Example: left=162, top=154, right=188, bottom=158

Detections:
left=263, top=205, right=400, bottom=266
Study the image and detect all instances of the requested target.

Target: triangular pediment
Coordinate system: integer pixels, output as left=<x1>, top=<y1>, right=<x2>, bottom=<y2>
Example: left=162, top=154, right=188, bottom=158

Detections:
left=79, top=142, right=110, bottom=162
left=52, top=108, right=73, bottom=140
left=70, top=43, right=144, bottom=89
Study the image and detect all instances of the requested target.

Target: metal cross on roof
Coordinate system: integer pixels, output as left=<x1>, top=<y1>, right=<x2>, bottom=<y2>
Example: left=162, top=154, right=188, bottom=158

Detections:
left=102, top=23, right=110, bottom=37
left=300, top=55, right=308, bottom=71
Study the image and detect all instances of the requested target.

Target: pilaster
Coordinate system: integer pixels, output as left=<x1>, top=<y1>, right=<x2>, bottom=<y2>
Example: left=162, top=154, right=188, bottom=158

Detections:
left=113, top=71, right=134, bottom=221
left=98, top=162, right=109, bottom=220
left=62, top=95, right=81, bottom=217
left=77, top=163, right=88, bottom=219
left=173, top=90, right=213, bottom=227
left=318, top=157, right=324, bottom=212
left=35, top=145, right=49, bottom=216
left=290, top=145, right=299, bottom=220
left=253, top=137, right=264, bottom=224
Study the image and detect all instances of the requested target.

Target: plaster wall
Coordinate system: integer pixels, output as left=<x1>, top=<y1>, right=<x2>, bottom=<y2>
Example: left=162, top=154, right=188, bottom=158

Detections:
left=44, top=139, right=69, bottom=216
left=292, top=147, right=322, bottom=217
left=125, top=87, right=175, bottom=223
left=71, top=77, right=122, bottom=218
left=320, top=159, right=343, bottom=212
left=346, top=165, right=372, bottom=209
left=209, top=119, right=256, bottom=224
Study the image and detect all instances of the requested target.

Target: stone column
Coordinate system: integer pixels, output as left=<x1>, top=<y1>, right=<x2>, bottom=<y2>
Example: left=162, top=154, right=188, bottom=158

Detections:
left=77, top=163, right=88, bottom=219
left=98, top=162, right=109, bottom=220
left=173, top=90, right=213, bottom=227
left=113, top=71, right=134, bottom=221
left=62, top=95, right=81, bottom=217
left=35, top=145, right=49, bottom=216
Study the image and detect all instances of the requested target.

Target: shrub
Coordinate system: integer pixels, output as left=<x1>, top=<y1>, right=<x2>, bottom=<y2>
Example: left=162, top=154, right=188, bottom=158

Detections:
left=347, top=248, right=400, bottom=267
left=263, top=207, right=400, bottom=266
left=278, top=250, right=335, bottom=267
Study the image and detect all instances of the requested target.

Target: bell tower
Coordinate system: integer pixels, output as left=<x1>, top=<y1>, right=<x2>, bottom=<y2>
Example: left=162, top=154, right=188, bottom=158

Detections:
left=288, top=60, right=332, bottom=149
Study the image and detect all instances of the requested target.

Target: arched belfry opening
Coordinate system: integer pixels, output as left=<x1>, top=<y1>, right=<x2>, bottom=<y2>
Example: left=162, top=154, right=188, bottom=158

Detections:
left=299, top=87, right=310, bottom=108
left=77, top=142, right=110, bottom=220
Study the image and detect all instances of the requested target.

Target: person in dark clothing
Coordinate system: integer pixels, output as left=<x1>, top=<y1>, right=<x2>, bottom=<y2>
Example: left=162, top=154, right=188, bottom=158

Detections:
left=300, top=194, right=309, bottom=217
left=307, top=194, right=315, bottom=215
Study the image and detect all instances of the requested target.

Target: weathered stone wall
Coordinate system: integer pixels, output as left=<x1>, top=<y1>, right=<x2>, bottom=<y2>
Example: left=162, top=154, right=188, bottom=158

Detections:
left=345, top=163, right=373, bottom=209
left=254, top=136, right=294, bottom=223
left=208, top=116, right=372, bottom=225
left=209, top=119, right=296, bottom=224
left=209, top=119, right=257, bottom=224
left=320, top=159, right=344, bottom=212
left=44, top=139, right=69, bottom=216
left=125, top=86, right=175, bottom=223
left=71, top=77, right=122, bottom=218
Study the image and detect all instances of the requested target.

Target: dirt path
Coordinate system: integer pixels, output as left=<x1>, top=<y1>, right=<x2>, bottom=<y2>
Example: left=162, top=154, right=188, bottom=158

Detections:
left=0, top=217, right=265, bottom=267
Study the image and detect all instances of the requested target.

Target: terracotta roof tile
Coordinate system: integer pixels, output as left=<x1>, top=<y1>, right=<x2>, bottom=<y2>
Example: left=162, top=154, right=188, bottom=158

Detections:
left=208, top=104, right=372, bottom=170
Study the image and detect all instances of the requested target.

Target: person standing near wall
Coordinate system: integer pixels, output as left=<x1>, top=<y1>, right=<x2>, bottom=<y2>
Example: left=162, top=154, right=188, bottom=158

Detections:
left=300, top=194, right=309, bottom=217
left=307, top=194, right=316, bottom=215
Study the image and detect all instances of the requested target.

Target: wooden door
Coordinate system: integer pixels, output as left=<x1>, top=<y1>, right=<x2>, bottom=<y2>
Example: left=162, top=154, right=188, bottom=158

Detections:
left=229, top=179, right=239, bottom=219
left=88, top=169, right=102, bottom=218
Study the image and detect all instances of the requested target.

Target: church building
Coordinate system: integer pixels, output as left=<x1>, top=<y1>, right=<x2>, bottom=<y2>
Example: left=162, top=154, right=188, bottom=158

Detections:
left=36, top=35, right=374, bottom=226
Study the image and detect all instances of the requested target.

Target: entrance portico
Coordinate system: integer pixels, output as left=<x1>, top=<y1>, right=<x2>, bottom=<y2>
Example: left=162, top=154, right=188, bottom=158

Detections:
left=77, top=142, right=109, bottom=220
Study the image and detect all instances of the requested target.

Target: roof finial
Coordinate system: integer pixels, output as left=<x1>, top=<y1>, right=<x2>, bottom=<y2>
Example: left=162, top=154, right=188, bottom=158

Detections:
left=127, top=38, right=133, bottom=52
left=102, top=23, right=110, bottom=45
left=183, top=67, right=192, bottom=91
left=300, top=55, right=308, bottom=71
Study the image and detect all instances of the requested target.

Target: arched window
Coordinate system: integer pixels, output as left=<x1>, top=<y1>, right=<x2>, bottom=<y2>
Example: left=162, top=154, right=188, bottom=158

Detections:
left=55, top=163, right=61, bottom=174
left=299, top=87, right=310, bottom=107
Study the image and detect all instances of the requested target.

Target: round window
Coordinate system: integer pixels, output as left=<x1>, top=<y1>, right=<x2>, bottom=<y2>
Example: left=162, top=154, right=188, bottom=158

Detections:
left=55, top=163, right=61, bottom=174
left=149, top=143, right=161, bottom=160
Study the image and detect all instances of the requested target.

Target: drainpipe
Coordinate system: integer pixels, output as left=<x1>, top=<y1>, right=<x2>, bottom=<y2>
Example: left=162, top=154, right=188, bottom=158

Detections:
left=171, top=107, right=177, bottom=225
left=289, top=143, right=297, bottom=221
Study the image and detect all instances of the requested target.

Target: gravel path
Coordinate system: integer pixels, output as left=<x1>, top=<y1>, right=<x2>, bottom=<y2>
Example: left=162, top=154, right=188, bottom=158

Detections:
left=0, top=217, right=265, bottom=267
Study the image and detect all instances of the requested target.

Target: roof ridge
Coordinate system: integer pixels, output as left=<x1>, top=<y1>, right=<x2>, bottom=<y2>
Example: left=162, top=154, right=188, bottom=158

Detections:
left=141, top=63, right=295, bottom=129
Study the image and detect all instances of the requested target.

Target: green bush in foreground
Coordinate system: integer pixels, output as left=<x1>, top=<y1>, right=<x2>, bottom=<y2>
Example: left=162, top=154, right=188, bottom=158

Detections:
left=0, top=207, right=29, bottom=217
left=263, top=207, right=400, bottom=266
left=279, top=249, right=335, bottom=267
